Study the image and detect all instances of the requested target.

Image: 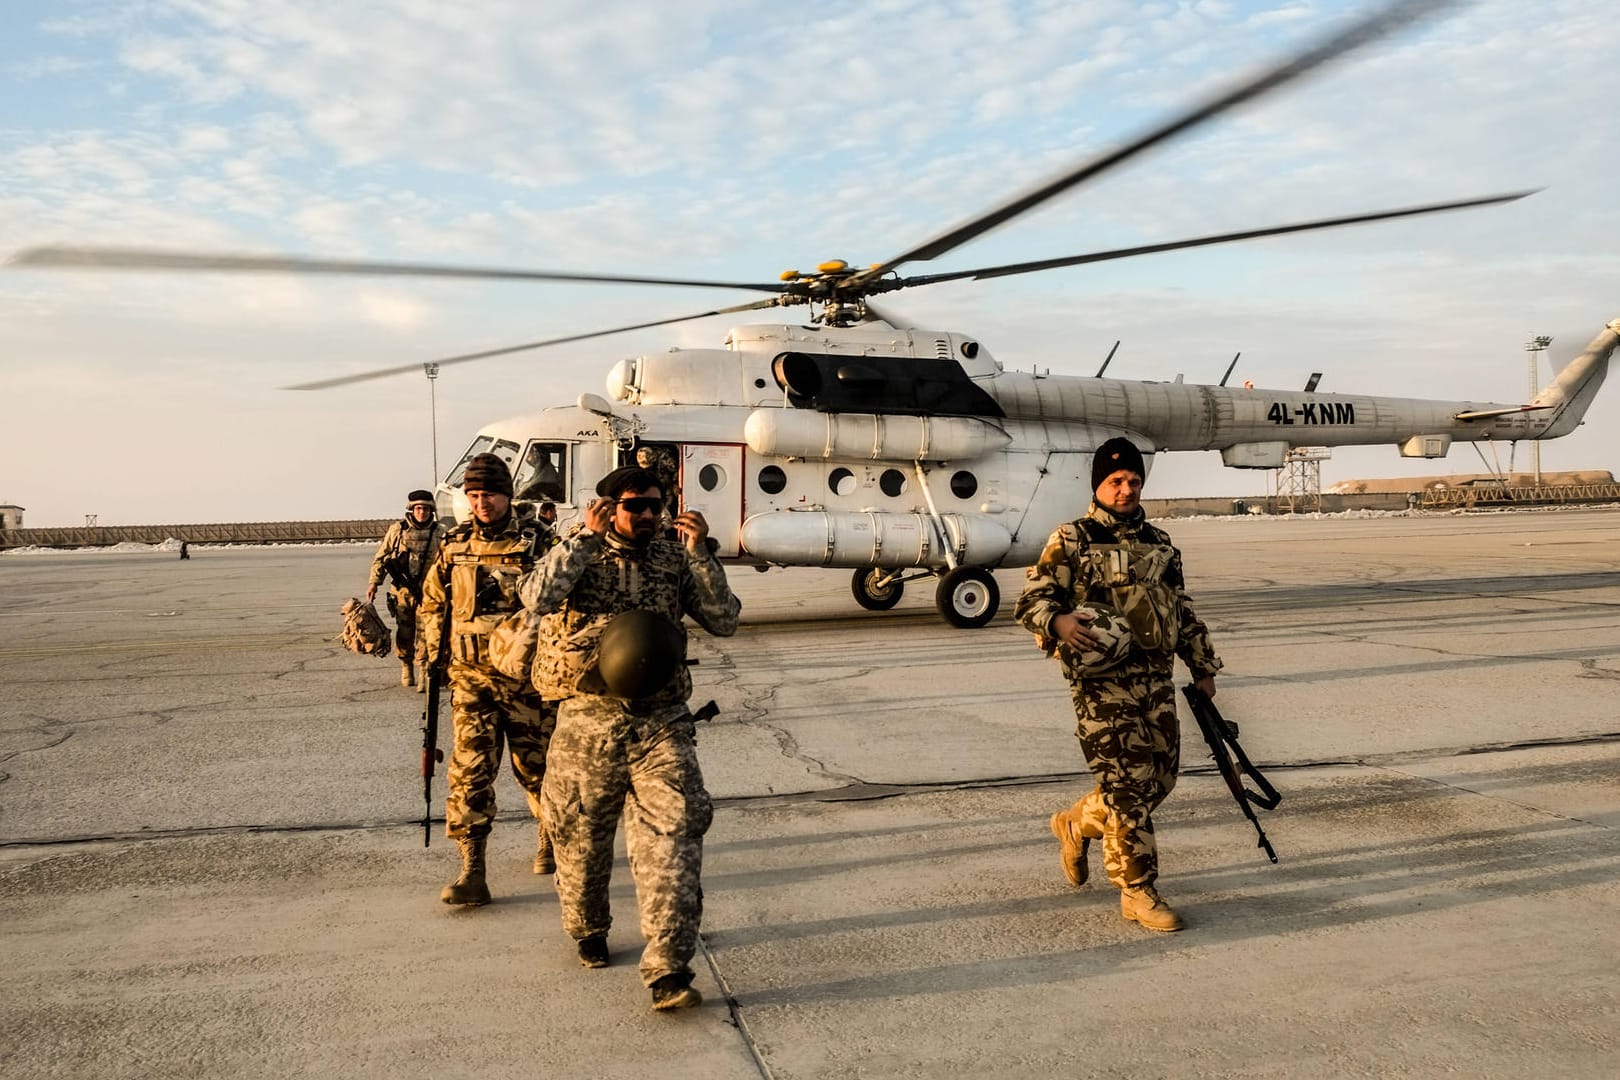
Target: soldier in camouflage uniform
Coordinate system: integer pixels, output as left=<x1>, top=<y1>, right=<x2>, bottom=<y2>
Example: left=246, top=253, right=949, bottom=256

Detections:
left=418, top=454, right=558, bottom=906
left=367, top=490, right=445, bottom=689
left=1014, top=436, right=1222, bottom=933
left=519, top=465, right=739, bottom=1011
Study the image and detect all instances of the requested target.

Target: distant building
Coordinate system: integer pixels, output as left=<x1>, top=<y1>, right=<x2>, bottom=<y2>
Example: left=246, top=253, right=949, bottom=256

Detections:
left=0, top=504, right=23, bottom=530
left=1326, top=470, right=1614, bottom=495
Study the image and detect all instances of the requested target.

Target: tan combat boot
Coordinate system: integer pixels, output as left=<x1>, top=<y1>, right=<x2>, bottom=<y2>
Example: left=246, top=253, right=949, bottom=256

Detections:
left=1120, top=885, right=1184, bottom=932
left=400, top=660, right=416, bottom=688
left=533, top=825, right=555, bottom=875
left=1049, top=810, right=1090, bottom=887
left=439, top=837, right=491, bottom=906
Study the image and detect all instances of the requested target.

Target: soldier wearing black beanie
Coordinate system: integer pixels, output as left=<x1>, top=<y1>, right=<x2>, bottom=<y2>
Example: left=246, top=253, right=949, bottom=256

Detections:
left=1090, top=436, right=1147, bottom=494
left=1015, top=431, right=1223, bottom=937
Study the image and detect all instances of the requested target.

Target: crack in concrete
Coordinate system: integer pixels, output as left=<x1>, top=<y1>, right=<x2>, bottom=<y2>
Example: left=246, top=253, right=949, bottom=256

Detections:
left=701, top=637, right=864, bottom=788
left=0, top=724, right=73, bottom=768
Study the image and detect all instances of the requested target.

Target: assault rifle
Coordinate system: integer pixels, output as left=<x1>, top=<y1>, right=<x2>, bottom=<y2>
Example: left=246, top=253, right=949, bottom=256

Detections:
left=1181, top=683, right=1282, bottom=863
left=421, top=662, right=444, bottom=847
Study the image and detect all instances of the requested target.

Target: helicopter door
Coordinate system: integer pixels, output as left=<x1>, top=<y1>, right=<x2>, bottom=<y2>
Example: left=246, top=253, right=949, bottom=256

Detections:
left=679, top=444, right=743, bottom=558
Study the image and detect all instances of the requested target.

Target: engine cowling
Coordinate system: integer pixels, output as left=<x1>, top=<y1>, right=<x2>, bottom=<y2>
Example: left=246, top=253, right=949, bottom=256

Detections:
left=743, top=409, right=1010, bottom=463
left=740, top=510, right=1013, bottom=569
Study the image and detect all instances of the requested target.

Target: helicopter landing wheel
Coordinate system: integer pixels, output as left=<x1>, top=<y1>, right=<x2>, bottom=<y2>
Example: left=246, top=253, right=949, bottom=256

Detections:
left=851, top=567, right=905, bottom=611
left=935, top=567, right=999, bottom=629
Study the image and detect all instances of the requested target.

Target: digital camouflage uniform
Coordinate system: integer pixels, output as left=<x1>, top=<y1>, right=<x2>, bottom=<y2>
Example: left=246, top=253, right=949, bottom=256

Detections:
left=519, top=525, right=739, bottom=987
left=418, top=512, right=556, bottom=846
left=1014, top=502, right=1222, bottom=890
left=368, top=516, right=445, bottom=667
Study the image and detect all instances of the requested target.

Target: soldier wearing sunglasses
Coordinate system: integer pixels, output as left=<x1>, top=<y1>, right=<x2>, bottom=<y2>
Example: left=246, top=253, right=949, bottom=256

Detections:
left=519, top=464, right=739, bottom=1012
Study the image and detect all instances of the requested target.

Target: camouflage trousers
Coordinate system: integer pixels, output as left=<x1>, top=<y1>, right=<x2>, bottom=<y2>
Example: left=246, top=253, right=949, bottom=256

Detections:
left=1065, top=670, right=1180, bottom=889
left=541, top=696, right=713, bottom=987
left=444, top=662, right=557, bottom=842
left=386, top=586, right=421, bottom=664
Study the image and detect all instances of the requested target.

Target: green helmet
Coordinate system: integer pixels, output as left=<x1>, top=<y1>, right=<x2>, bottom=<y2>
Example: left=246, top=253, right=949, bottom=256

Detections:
left=580, top=609, right=686, bottom=699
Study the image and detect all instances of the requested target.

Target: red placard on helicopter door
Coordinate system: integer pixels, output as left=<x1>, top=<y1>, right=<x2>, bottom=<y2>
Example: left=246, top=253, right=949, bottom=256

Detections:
left=680, top=444, right=743, bottom=558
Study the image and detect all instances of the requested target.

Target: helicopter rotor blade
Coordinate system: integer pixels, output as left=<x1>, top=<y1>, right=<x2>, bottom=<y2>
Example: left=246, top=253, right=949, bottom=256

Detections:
left=860, top=301, right=917, bottom=329
left=852, top=0, right=1460, bottom=285
left=282, top=296, right=785, bottom=390
left=892, top=190, right=1536, bottom=288
left=7, top=246, right=787, bottom=294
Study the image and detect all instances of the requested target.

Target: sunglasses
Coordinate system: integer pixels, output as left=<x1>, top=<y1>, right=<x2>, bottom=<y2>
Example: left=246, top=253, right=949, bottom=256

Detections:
left=616, top=497, right=663, bottom=515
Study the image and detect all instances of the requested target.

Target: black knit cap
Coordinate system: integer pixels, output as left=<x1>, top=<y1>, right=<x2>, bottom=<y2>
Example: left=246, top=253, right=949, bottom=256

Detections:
left=406, top=489, right=434, bottom=506
left=1091, top=437, right=1146, bottom=492
left=595, top=465, right=661, bottom=500
left=461, top=453, right=513, bottom=496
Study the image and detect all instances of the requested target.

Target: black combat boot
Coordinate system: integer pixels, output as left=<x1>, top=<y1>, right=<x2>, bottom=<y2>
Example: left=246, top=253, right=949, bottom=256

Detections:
left=577, top=934, right=610, bottom=968
left=439, top=837, right=491, bottom=906
left=533, top=825, right=555, bottom=875
left=650, top=972, right=702, bottom=1011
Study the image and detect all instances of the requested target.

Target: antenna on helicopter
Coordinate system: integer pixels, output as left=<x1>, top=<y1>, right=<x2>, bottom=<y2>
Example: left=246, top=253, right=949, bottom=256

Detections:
left=1219, top=352, right=1241, bottom=387
left=1304, top=373, right=1323, bottom=392
left=1094, top=341, right=1121, bottom=378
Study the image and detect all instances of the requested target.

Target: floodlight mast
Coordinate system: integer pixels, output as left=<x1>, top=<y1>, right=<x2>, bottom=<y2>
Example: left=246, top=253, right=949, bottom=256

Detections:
left=425, top=363, right=441, bottom=485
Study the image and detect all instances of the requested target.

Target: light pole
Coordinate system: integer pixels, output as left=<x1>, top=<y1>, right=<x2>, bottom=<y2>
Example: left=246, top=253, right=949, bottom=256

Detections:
left=424, top=363, right=441, bottom=484
left=1524, top=335, right=1551, bottom=486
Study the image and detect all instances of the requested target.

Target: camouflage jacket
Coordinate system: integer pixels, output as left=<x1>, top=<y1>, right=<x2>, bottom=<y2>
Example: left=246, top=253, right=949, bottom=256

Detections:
left=368, top=517, right=445, bottom=594
left=418, top=512, right=544, bottom=672
left=1013, top=502, right=1222, bottom=682
left=518, top=525, right=740, bottom=706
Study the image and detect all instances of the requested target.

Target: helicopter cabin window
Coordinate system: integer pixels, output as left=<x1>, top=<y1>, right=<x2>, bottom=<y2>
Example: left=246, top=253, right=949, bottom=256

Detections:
left=515, top=441, right=569, bottom=502
left=697, top=463, right=726, bottom=493
left=949, top=470, right=977, bottom=500
left=828, top=468, right=857, bottom=497
left=879, top=469, right=908, bottom=497
left=757, top=465, right=787, bottom=495
left=446, top=436, right=495, bottom=486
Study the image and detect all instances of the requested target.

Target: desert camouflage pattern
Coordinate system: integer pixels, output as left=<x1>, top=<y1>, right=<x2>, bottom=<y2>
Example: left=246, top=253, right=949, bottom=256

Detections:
left=542, top=697, right=712, bottom=985
left=339, top=598, right=391, bottom=657
left=518, top=527, right=739, bottom=705
left=1063, top=676, right=1180, bottom=887
left=1015, top=502, right=1222, bottom=889
left=521, top=523, right=737, bottom=986
left=1014, top=503, right=1221, bottom=682
left=370, top=517, right=444, bottom=662
left=419, top=512, right=553, bottom=842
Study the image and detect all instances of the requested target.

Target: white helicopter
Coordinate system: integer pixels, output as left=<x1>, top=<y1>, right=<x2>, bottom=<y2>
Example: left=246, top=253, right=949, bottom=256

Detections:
left=11, top=0, right=1617, bottom=628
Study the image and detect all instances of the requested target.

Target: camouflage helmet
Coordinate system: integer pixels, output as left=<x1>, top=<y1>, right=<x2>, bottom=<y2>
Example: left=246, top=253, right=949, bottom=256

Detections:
left=580, top=609, right=686, bottom=699
left=1058, top=604, right=1133, bottom=676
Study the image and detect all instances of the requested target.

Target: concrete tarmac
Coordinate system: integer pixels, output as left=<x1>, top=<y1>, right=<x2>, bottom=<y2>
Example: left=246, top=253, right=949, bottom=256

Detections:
left=2, top=509, right=1617, bottom=1078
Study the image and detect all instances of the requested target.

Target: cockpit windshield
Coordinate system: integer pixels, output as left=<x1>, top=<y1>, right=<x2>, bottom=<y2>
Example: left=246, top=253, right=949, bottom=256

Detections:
left=445, top=436, right=522, bottom=487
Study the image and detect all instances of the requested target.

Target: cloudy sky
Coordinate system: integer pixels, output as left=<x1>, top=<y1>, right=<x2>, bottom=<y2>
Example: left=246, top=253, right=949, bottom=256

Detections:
left=3, top=0, right=1617, bottom=527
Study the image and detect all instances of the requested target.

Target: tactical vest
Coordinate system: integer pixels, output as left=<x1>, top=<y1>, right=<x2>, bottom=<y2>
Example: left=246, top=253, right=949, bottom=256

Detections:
left=1074, top=517, right=1181, bottom=654
left=396, top=520, right=441, bottom=586
left=440, top=521, right=540, bottom=669
left=533, top=533, right=692, bottom=706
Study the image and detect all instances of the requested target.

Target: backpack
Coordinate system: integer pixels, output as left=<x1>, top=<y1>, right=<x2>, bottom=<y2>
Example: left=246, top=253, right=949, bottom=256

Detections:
left=339, top=598, right=393, bottom=657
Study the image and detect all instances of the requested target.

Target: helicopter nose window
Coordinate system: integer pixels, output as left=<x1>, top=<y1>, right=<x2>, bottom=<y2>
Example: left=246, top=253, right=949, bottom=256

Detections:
left=829, top=467, right=857, bottom=497
left=515, top=441, right=568, bottom=502
left=949, top=470, right=978, bottom=499
left=757, top=465, right=787, bottom=495
left=879, top=469, right=908, bottom=497
left=445, top=436, right=495, bottom=486
left=697, top=463, right=726, bottom=492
